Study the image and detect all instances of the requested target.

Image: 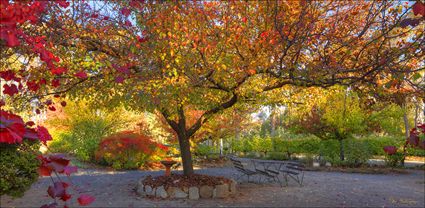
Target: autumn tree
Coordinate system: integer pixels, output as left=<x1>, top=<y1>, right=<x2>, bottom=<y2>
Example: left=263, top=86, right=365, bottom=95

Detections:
left=297, top=87, right=367, bottom=161
left=2, top=1, right=424, bottom=175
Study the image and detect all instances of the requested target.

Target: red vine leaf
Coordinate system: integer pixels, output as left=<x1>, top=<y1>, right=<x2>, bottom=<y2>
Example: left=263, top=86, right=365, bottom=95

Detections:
left=0, top=110, right=25, bottom=144
left=37, top=125, right=52, bottom=144
left=47, top=182, right=68, bottom=198
left=78, top=194, right=96, bottom=206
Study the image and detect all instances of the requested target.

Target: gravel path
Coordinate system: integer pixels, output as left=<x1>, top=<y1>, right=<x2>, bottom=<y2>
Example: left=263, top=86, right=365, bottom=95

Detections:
left=1, top=167, right=424, bottom=207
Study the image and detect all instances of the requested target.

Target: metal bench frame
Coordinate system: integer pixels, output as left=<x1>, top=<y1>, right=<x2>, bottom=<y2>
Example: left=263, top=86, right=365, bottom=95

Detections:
left=279, top=162, right=305, bottom=186
left=229, top=157, right=258, bottom=182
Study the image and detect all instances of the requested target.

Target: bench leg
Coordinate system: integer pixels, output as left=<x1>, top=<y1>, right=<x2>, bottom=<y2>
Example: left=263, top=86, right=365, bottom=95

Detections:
left=299, top=172, right=304, bottom=186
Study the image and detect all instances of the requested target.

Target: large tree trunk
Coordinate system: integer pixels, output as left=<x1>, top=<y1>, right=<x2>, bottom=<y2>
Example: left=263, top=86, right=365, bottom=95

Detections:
left=160, top=94, right=238, bottom=176
left=177, top=133, right=194, bottom=175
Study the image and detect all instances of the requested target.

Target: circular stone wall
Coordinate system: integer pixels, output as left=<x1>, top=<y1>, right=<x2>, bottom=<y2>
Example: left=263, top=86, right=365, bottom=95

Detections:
left=136, top=174, right=237, bottom=199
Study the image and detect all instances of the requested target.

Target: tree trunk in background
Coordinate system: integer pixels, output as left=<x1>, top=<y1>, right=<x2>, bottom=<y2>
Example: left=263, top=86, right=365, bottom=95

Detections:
left=414, top=103, right=419, bottom=128
left=219, top=138, right=223, bottom=156
left=401, top=103, right=410, bottom=167
left=339, top=139, right=345, bottom=161
left=403, top=108, right=410, bottom=139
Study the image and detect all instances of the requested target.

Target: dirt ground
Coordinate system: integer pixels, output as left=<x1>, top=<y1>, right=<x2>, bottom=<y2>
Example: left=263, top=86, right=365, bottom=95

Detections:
left=1, top=167, right=424, bottom=207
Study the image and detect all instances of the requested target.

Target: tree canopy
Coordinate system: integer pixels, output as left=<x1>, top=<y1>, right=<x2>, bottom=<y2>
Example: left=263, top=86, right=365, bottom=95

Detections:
left=1, top=0, right=424, bottom=175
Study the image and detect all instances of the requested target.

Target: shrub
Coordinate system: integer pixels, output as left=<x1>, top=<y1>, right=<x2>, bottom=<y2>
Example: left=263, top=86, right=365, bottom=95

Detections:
left=0, top=142, right=40, bottom=198
left=344, top=139, right=373, bottom=167
left=383, top=145, right=406, bottom=167
left=266, top=152, right=289, bottom=161
left=252, top=136, right=273, bottom=156
left=48, top=117, right=113, bottom=161
left=95, top=131, right=167, bottom=169
left=194, top=144, right=217, bottom=158
left=46, top=100, right=141, bottom=161
left=361, top=135, right=404, bottom=155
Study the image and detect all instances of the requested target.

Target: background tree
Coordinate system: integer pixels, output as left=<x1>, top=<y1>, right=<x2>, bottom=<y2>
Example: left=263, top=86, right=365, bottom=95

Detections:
left=297, top=87, right=367, bottom=161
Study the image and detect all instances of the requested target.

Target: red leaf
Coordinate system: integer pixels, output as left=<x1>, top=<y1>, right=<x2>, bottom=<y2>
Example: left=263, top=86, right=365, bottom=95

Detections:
left=60, top=193, right=71, bottom=201
left=48, top=106, right=56, bottom=111
left=51, top=67, right=67, bottom=75
left=37, top=125, right=52, bottom=144
left=74, top=71, right=88, bottom=79
left=412, top=1, right=425, bottom=16
left=63, top=165, right=78, bottom=176
left=125, top=20, right=132, bottom=27
left=39, top=79, right=47, bottom=85
left=47, top=154, right=70, bottom=173
left=47, top=182, right=67, bottom=198
left=60, top=101, right=67, bottom=107
left=115, top=76, right=125, bottom=83
left=36, top=109, right=41, bottom=114
left=137, top=36, right=148, bottom=43
left=24, top=128, right=38, bottom=140
left=52, top=79, right=60, bottom=88
left=0, top=99, right=5, bottom=107
left=0, top=110, right=25, bottom=144
left=78, top=194, right=95, bottom=206
left=57, top=1, right=70, bottom=8
left=2, top=30, right=20, bottom=47
left=408, top=132, right=420, bottom=147
left=383, top=146, right=397, bottom=155
left=0, top=70, right=16, bottom=81
left=25, top=121, right=35, bottom=127
left=3, top=84, right=19, bottom=96
left=39, top=165, right=52, bottom=176
left=121, top=7, right=131, bottom=17
left=26, top=80, right=40, bottom=92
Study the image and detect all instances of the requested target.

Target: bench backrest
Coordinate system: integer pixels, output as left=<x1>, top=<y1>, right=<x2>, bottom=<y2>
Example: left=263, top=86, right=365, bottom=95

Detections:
left=285, top=162, right=305, bottom=171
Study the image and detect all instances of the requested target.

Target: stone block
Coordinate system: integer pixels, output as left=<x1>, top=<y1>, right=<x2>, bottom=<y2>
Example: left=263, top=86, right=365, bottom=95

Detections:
left=167, top=187, right=188, bottom=198
left=155, top=186, right=168, bottom=198
left=213, top=184, right=229, bottom=198
left=229, top=180, right=237, bottom=194
left=199, top=185, right=213, bottom=198
left=188, top=186, right=199, bottom=200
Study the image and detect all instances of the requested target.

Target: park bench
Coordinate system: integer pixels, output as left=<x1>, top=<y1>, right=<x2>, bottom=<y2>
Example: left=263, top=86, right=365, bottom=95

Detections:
left=229, top=157, right=258, bottom=182
left=251, top=159, right=283, bottom=187
left=279, top=161, right=305, bottom=186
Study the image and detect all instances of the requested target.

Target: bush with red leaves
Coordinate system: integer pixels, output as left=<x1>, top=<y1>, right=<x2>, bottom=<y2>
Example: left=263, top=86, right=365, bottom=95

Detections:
left=407, top=124, right=425, bottom=150
left=382, top=124, right=425, bottom=167
left=95, top=131, right=168, bottom=169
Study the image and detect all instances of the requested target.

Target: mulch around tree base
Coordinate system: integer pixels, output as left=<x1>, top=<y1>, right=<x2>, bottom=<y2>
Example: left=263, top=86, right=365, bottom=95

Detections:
left=142, top=173, right=232, bottom=189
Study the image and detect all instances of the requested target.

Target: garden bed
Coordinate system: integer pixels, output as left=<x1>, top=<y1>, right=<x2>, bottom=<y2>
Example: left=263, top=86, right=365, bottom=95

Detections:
left=305, top=166, right=410, bottom=174
left=136, top=174, right=237, bottom=199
